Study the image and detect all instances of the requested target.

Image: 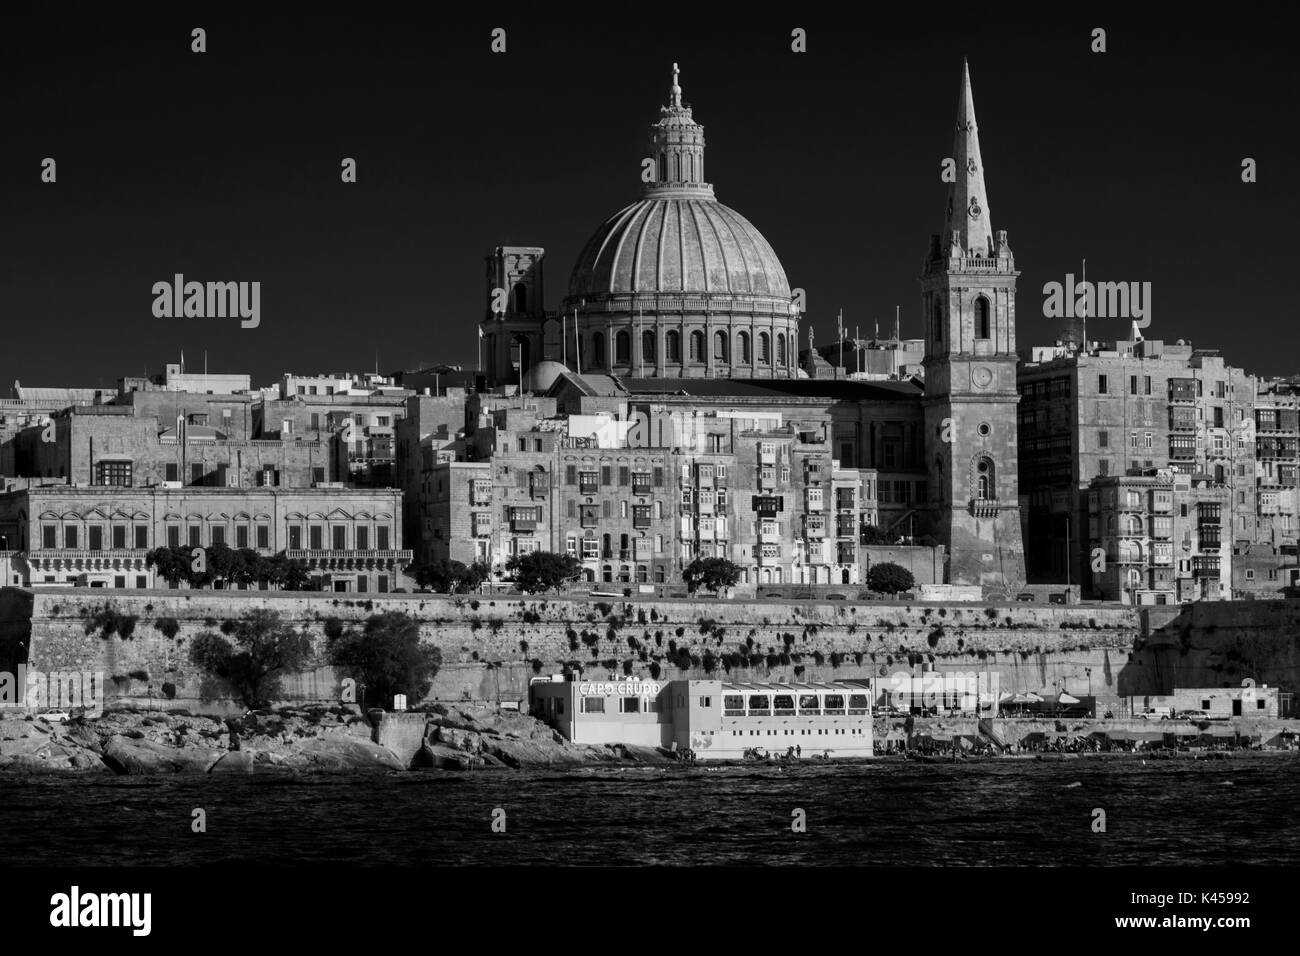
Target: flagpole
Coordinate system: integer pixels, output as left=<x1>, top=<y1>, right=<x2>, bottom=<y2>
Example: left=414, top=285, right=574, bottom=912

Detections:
left=562, top=312, right=567, bottom=368
left=574, top=306, right=581, bottom=372
left=1081, top=258, right=1088, bottom=348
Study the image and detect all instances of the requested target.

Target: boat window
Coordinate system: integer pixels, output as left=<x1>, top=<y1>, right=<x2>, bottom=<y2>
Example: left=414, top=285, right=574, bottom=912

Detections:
left=824, top=694, right=846, bottom=712
left=773, top=694, right=795, bottom=714
left=849, top=694, right=870, bottom=709
left=724, top=695, right=745, bottom=716
left=748, top=695, right=771, bottom=711
left=798, top=695, right=820, bottom=711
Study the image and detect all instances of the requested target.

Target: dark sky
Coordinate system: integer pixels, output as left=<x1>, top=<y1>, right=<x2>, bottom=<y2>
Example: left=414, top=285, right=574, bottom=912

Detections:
left=3, top=6, right=1295, bottom=391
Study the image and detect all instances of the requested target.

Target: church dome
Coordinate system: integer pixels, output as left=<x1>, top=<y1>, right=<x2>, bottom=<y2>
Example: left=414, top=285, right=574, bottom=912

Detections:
left=568, top=197, right=791, bottom=301
left=561, top=64, right=800, bottom=380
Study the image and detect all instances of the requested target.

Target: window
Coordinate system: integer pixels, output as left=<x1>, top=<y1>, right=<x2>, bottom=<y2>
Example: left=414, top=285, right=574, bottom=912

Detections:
left=88, top=527, right=103, bottom=551
left=135, top=526, right=148, bottom=549
left=308, top=526, right=323, bottom=550
left=641, top=330, right=655, bottom=363
left=165, top=463, right=178, bottom=482
left=823, top=695, right=846, bottom=713
left=738, top=331, right=751, bottom=364
left=1130, top=375, right=1138, bottom=396
left=776, top=333, right=786, bottom=366
left=580, top=471, right=598, bottom=494
left=591, top=333, right=605, bottom=368
left=975, top=297, right=991, bottom=339
left=288, top=526, right=302, bottom=549
left=257, top=525, right=270, bottom=549
left=189, top=526, right=202, bottom=548
left=1098, top=430, right=1109, bottom=448
left=377, top=527, right=390, bottom=549
left=582, top=536, right=599, bottom=559
left=236, top=525, right=249, bottom=549
left=714, top=330, right=728, bottom=362
left=616, top=331, right=631, bottom=364
left=619, top=697, right=640, bottom=713
left=191, top=463, right=205, bottom=486
left=332, top=526, right=346, bottom=550
left=211, top=526, right=226, bottom=546
left=690, top=330, right=705, bottom=362
left=581, top=697, right=606, bottom=714
left=96, top=461, right=133, bottom=487
left=759, top=332, right=771, bottom=364
left=1144, top=375, right=1152, bottom=395
left=1098, top=374, right=1108, bottom=394
left=666, top=330, right=681, bottom=363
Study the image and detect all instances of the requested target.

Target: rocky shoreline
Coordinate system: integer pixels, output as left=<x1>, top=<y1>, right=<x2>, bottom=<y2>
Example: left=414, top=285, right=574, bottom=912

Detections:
left=0, top=704, right=676, bottom=775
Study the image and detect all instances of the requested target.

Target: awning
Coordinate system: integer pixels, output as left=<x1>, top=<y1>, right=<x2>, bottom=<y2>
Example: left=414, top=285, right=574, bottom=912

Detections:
left=1056, top=692, right=1081, bottom=705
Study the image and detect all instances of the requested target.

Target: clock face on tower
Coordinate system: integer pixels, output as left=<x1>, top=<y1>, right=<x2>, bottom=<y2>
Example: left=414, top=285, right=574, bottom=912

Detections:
left=971, top=366, right=994, bottom=389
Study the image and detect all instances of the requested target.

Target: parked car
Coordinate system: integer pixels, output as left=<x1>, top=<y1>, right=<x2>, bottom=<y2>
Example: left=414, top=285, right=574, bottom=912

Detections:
left=1175, top=709, right=1211, bottom=721
left=1135, top=709, right=1165, bottom=720
left=37, top=710, right=70, bottom=723
left=1016, top=592, right=1036, bottom=602
left=826, top=593, right=847, bottom=600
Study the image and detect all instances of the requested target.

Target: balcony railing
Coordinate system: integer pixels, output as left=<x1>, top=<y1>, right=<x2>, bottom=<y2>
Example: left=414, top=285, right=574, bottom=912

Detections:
left=969, top=498, right=1000, bottom=518
left=286, top=549, right=412, bottom=563
left=28, top=549, right=149, bottom=562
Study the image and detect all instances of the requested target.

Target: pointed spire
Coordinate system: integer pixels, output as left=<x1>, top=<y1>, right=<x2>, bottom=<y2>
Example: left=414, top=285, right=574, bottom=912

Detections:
left=670, top=62, right=682, bottom=109
left=944, top=58, right=994, bottom=257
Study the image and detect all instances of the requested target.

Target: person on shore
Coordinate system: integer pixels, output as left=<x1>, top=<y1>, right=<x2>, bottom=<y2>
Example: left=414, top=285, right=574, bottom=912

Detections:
left=796, top=744, right=802, bottom=758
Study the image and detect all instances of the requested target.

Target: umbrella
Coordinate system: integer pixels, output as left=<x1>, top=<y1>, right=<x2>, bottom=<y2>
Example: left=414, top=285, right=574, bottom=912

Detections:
left=1024, top=692, right=1044, bottom=703
left=1056, top=692, right=1081, bottom=705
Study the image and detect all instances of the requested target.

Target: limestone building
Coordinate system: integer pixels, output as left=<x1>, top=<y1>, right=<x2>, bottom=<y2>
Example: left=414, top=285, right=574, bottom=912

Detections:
left=459, top=60, right=1029, bottom=591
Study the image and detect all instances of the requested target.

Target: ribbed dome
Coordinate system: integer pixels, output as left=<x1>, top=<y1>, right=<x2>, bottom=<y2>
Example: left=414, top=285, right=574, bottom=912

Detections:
left=568, top=198, right=791, bottom=301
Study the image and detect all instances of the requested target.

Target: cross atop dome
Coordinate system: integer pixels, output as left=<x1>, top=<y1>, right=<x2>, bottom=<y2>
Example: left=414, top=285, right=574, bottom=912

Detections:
left=670, top=62, right=682, bottom=108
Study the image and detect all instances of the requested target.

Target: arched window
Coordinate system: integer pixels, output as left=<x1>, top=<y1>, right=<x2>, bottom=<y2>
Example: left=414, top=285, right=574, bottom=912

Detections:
left=759, top=332, right=771, bottom=364
left=666, top=330, right=681, bottom=362
left=642, top=330, right=655, bottom=364
left=512, top=283, right=527, bottom=314
left=672, top=153, right=681, bottom=181
left=685, top=153, right=693, bottom=182
left=714, top=330, right=728, bottom=362
left=592, top=333, right=605, bottom=368
left=777, top=333, right=786, bottom=367
left=738, top=331, right=751, bottom=364
left=616, top=331, right=631, bottom=364
left=933, top=299, right=943, bottom=343
left=690, top=330, right=705, bottom=361
left=973, top=457, right=995, bottom=500
left=975, top=297, right=991, bottom=339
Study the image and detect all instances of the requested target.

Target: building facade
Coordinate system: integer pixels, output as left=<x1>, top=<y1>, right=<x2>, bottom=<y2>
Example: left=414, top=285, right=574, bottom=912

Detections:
left=0, top=486, right=410, bottom=592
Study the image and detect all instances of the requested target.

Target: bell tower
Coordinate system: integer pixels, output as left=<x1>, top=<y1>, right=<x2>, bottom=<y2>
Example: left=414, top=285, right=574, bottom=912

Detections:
left=921, top=60, right=1026, bottom=589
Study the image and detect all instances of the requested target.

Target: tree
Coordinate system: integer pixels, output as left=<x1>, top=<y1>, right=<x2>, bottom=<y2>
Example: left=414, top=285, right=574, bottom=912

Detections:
left=683, top=557, right=742, bottom=594
left=410, top=558, right=490, bottom=593
left=506, top=551, right=583, bottom=593
left=859, top=524, right=897, bottom=546
left=188, top=609, right=314, bottom=709
left=145, top=546, right=191, bottom=586
left=326, top=611, right=441, bottom=710
left=867, top=561, right=914, bottom=595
